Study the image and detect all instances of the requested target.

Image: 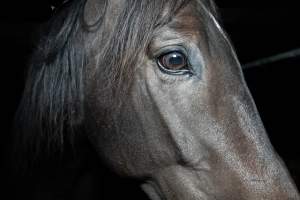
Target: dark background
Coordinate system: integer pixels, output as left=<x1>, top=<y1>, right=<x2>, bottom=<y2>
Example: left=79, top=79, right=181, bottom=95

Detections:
left=1, top=0, right=299, bottom=199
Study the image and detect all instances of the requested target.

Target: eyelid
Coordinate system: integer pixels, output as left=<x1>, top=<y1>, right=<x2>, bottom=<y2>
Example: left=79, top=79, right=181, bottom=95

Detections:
left=152, top=44, right=188, bottom=59
left=157, top=62, right=191, bottom=76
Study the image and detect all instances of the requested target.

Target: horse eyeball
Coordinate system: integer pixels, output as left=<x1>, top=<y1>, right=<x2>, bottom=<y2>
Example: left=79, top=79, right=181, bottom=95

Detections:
left=158, top=51, right=187, bottom=70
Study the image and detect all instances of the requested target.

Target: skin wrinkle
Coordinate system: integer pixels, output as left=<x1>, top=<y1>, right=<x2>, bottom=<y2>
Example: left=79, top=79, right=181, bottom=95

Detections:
left=143, top=79, right=185, bottom=166
left=144, top=70, right=206, bottom=167
left=153, top=165, right=216, bottom=199
left=81, top=0, right=300, bottom=199
left=133, top=74, right=178, bottom=171
left=142, top=181, right=167, bottom=200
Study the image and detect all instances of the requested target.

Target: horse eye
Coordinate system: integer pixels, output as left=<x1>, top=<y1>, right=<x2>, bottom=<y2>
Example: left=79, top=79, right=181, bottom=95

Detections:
left=157, top=51, right=188, bottom=72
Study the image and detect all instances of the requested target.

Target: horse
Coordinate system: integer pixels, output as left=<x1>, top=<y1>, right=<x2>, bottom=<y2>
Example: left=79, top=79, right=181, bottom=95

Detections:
left=14, top=0, right=300, bottom=199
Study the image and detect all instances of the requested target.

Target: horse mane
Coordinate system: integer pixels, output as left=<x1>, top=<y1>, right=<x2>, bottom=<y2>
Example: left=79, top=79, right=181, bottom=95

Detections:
left=14, top=0, right=86, bottom=159
left=14, top=0, right=219, bottom=161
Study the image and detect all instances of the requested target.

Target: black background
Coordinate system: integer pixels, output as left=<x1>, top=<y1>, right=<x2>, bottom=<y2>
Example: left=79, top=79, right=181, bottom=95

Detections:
left=1, top=0, right=299, bottom=199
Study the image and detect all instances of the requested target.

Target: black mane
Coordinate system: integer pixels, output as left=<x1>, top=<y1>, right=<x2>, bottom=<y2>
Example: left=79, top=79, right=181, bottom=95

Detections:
left=14, top=0, right=86, bottom=157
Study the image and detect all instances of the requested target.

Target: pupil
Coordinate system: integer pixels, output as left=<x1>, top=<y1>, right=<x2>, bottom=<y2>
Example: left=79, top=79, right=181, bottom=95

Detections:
left=169, top=54, right=183, bottom=65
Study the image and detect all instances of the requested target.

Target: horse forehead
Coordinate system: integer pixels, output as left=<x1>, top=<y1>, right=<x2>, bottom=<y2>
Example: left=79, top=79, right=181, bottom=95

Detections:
left=150, top=2, right=208, bottom=53
left=168, top=2, right=203, bottom=37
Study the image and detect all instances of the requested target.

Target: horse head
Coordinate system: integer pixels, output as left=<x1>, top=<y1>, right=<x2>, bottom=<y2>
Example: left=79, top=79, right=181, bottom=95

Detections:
left=16, top=0, right=299, bottom=199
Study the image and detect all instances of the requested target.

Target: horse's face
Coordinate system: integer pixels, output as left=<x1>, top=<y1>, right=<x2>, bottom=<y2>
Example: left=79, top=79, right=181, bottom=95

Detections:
left=85, top=1, right=299, bottom=199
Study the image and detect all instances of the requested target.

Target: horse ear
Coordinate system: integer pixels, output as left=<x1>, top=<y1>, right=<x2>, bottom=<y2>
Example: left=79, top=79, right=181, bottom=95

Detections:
left=83, top=0, right=107, bottom=27
left=206, top=0, right=219, bottom=19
